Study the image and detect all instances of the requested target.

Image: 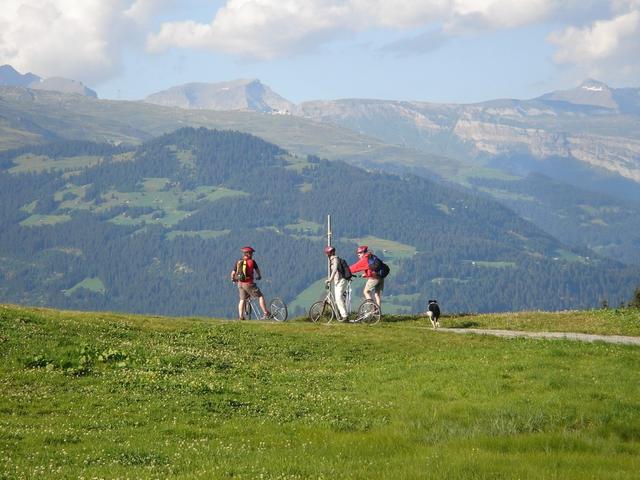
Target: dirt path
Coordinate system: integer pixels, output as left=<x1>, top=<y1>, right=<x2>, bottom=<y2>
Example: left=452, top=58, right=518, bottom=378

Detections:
left=439, top=328, right=640, bottom=346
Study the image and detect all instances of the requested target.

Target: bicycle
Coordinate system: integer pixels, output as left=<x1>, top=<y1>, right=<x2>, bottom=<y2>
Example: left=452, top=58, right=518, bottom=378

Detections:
left=308, top=282, right=343, bottom=324
left=244, top=296, right=288, bottom=321
left=308, top=279, right=381, bottom=325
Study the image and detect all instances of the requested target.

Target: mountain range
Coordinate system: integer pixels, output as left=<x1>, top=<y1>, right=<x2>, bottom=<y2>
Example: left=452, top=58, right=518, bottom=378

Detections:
left=0, top=65, right=97, bottom=98
left=144, top=78, right=640, bottom=197
left=141, top=78, right=640, bottom=204
left=1, top=72, right=639, bottom=268
left=296, top=80, right=640, bottom=201
left=140, top=78, right=640, bottom=265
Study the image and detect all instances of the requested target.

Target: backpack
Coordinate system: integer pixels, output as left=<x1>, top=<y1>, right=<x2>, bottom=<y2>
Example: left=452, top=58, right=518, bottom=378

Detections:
left=368, top=254, right=390, bottom=278
left=235, top=259, right=247, bottom=281
left=336, top=257, right=353, bottom=280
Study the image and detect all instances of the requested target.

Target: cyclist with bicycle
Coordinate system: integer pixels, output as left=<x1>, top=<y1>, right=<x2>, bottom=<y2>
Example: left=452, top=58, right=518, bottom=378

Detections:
left=324, top=246, right=349, bottom=322
left=349, top=245, right=384, bottom=308
left=230, top=246, right=270, bottom=320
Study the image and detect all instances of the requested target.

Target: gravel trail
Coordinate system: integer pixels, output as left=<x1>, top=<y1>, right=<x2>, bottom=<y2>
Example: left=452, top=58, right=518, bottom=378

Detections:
left=439, top=328, right=640, bottom=346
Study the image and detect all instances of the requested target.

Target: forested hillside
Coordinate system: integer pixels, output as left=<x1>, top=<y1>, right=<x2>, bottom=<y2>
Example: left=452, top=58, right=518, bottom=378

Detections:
left=470, top=172, right=640, bottom=265
left=0, top=128, right=637, bottom=317
left=3, top=86, right=639, bottom=269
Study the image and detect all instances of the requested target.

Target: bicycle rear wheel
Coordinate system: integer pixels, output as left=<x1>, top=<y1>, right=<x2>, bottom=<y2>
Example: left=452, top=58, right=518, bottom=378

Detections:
left=309, top=300, right=334, bottom=324
left=358, top=300, right=381, bottom=325
left=269, top=297, right=288, bottom=322
left=243, top=300, right=253, bottom=320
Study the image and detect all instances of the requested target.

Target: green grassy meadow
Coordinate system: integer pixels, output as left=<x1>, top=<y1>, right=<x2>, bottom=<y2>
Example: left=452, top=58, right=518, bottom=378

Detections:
left=1, top=304, right=639, bottom=479
left=443, top=308, right=640, bottom=336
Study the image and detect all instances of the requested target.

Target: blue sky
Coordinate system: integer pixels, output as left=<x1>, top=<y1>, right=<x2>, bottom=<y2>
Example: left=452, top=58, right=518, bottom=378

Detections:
left=2, top=1, right=639, bottom=104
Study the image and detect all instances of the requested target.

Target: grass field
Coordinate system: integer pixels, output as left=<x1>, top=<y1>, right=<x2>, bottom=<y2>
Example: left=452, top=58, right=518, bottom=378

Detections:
left=62, top=277, right=106, bottom=297
left=19, top=214, right=72, bottom=227
left=1, top=304, right=639, bottom=479
left=443, top=308, right=640, bottom=336
left=8, top=154, right=103, bottom=174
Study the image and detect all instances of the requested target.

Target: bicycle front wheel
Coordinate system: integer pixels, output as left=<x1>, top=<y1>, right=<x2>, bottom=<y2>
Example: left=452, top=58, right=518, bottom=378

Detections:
left=358, top=300, right=381, bottom=325
left=309, top=300, right=334, bottom=324
left=269, top=297, right=288, bottom=322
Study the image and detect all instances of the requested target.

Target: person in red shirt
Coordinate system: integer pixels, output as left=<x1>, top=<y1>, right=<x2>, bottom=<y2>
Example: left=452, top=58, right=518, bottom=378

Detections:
left=349, top=245, right=384, bottom=308
left=230, top=246, right=269, bottom=320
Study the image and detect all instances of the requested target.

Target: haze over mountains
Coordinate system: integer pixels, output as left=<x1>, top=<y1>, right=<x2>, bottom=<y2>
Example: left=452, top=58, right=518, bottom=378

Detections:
left=144, top=78, right=640, bottom=193
left=139, top=77, right=640, bottom=265
left=1, top=70, right=639, bottom=270
left=299, top=80, right=640, bottom=194
left=2, top=65, right=638, bottom=198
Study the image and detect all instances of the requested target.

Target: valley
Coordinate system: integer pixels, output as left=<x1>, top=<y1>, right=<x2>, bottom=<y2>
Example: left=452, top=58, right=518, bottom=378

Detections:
left=0, top=128, right=637, bottom=318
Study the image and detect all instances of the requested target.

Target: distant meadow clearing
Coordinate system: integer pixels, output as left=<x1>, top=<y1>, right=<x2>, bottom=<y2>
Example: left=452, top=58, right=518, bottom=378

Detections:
left=1, top=305, right=639, bottom=479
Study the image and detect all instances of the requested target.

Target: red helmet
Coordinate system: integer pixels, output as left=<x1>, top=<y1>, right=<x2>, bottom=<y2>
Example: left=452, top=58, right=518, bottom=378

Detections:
left=324, top=245, right=335, bottom=255
left=241, top=246, right=255, bottom=254
left=356, top=245, right=368, bottom=254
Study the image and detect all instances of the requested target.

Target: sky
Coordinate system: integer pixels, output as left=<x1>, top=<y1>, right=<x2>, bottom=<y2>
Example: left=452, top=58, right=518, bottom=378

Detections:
left=1, top=1, right=639, bottom=104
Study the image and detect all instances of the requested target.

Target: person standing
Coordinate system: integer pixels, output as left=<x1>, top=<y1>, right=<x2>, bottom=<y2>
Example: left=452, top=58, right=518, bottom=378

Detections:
left=349, top=245, right=383, bottom=308
left=230, top=246, right=269, bottom=320
left=324, top=245, right=349, bottom=322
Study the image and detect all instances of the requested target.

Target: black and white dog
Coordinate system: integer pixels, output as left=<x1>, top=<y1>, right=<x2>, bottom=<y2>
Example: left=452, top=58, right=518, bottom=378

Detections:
left=426, top=300, right=440, bottom=328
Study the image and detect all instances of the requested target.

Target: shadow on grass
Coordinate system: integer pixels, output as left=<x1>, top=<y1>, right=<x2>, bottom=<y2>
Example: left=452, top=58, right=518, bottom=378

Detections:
left=381, top=314, right=423, bottom=323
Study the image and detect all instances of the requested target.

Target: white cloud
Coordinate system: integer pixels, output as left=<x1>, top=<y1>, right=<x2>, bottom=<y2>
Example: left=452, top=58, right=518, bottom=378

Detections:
left=2, top=0, right=637, bottom=87
left=447, top=0, right=553, bottom=31
left=549, top=10, right=640, bottom=63
left=125, top=0, right=173, bottom=24
left=548, top=5, right=640, bottom=82
left=0, top=0, right=172, bottom=84
left=148, top=1, right=361, bottom=58
left=613, top=0, right=640, bottom=12
left=147, top=1, right=610, bottom=59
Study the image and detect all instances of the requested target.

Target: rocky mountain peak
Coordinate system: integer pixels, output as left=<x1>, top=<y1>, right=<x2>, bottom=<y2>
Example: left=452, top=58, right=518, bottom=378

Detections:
left=144, top=79, right=294, bottom=113
left=0, top=64, right=97, bottom=97
left=579, top=78, right=611, bottom=93
left=0, top=64, right=41, bottom=87
left=539, top=79, right=617, bottom=110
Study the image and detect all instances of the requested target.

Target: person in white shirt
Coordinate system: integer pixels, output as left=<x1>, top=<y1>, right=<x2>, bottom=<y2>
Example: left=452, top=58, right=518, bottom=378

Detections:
left=324, top=246, right=349, bottom=322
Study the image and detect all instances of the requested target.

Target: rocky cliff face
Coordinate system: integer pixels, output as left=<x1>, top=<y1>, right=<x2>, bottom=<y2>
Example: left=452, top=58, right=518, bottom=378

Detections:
left=297, top=85, right=640, bottom=186
left=453, top=117, right=640, bottom=182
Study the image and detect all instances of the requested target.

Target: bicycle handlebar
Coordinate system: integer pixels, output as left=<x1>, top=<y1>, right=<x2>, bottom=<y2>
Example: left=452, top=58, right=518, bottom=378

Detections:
left=326, top=275, right=362, bottom=285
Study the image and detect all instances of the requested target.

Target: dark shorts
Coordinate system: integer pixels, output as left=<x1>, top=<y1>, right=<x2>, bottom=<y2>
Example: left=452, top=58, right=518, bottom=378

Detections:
left=238, top=282, right=263, bottom=300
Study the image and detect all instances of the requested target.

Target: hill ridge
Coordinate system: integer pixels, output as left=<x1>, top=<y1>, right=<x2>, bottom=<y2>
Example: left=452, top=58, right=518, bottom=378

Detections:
left=1, top=127, right=638, bottom=317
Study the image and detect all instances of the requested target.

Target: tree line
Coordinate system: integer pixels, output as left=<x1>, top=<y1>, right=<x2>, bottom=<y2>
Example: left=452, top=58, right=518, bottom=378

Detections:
left=0, top=128, right=638, bottom=317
